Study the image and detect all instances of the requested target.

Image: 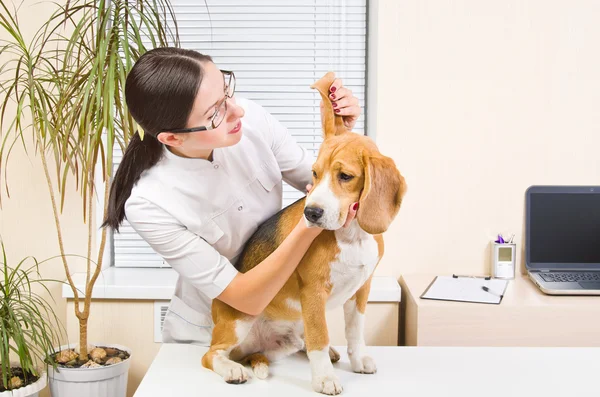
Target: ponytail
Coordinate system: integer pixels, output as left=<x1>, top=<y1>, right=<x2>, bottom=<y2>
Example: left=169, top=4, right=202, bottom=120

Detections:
left=102, top=132, right=163, bottom=231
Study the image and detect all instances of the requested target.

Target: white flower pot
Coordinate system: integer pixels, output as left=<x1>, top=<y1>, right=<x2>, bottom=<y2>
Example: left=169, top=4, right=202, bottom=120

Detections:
left=0, top=371, right=46, bottom=397
left=48, top=343, right=131, bottom=397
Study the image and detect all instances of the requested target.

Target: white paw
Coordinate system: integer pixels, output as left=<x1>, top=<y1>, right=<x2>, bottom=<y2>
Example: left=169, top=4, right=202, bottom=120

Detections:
left=351, top=355, right=377, bottom=374
left=223, top=363, right=252, bottom=384
left=253, top=362, right=269, bottom=380
left=313, top=374, right=343, bottom=395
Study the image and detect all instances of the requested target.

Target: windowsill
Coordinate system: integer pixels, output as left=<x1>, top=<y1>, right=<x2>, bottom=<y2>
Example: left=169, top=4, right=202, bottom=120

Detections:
left=62, top=267, right=402, bottom=302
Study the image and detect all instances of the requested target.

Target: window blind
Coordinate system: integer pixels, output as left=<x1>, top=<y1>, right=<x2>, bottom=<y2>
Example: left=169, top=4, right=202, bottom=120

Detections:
left=113, top=0, right=368, bottom=267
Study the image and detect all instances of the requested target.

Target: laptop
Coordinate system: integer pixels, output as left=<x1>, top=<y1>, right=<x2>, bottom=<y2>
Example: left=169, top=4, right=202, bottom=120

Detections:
left=525, top=185, right=600, bottom=295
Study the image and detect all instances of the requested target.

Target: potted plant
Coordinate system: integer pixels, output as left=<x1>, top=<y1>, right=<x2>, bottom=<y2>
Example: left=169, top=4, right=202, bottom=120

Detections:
left=0, top=0, right=179, bottom=395
left=0, top=241, right=64, bottom=397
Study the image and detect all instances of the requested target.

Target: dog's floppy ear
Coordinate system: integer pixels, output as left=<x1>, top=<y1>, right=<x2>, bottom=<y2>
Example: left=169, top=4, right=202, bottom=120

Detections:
left=310, top=72, right=347, bottom=138
left=357, top=154, right=407, bottom=234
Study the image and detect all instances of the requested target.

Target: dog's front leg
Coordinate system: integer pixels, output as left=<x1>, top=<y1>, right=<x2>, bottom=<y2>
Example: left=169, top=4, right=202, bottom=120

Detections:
left=301, top=287, right=343, bottom=395
left=344, top=276, right=377, bottom=374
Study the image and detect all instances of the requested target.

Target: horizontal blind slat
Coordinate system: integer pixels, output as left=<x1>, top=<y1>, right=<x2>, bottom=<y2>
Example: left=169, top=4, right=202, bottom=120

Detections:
left=193, top=57, right=367, bottom=65
left=172, top=20, right=366, bottom=28
left=170, top=13, right=366, bottom=21
left=173, top=6, right=366, bottom=14
left=174, top=41, right=366, bottom=50
left=196, top=0, right=366, bottom=6
left=230, top=71, right=366, bottom=79
left=234, top=86, right=365, bottom=93
left=176, top=28, right=366, bottom=36
left=213, top=64, right=366, bottom=72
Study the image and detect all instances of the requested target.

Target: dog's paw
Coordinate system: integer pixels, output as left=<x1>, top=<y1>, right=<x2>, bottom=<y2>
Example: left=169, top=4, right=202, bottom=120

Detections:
left=223, top=363, right=252, bottom=384
left=312, top=374, right=343, bottom=395
left=328, top=346, right=341, bottom=363
left=351, top=355, right=377, bottom=374
left=252, top=362, right=269, bottom=380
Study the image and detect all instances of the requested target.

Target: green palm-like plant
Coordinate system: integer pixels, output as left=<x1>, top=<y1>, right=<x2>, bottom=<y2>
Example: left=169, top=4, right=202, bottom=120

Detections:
left=0, top=0, right=179, bottom=361
left=0, top=241, right=64, bottom=391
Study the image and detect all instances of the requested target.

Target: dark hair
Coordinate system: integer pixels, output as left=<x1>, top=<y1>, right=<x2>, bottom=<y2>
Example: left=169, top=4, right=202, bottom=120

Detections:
left=102, top=47, right=212, bottom=231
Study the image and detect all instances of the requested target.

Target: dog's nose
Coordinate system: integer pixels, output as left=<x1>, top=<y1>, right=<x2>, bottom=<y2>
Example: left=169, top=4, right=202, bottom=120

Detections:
left=304, top=207, right=324, bottom=223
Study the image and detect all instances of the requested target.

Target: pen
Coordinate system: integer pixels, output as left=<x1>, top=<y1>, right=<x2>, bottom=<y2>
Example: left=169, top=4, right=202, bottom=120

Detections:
left=453, top=274, right=491, bottom=280
left=481, top=286, right=504, bottom=299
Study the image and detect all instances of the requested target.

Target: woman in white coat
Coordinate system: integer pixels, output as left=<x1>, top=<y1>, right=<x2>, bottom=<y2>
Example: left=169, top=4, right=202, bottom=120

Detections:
left=103, top=47, right=361, bottom=344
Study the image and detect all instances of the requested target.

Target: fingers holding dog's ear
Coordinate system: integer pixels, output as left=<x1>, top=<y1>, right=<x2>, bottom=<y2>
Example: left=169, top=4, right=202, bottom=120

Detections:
left=329, top=85, right=349, bottom=101
left=330, top=94, right=356, bottom=110
left=343, top=202, right=359, bottom=228
left=329, top=78, right=342, bottom=95
left=332, top=95, right=360, bottom=116
left=328, top=82, right=360, bottom=130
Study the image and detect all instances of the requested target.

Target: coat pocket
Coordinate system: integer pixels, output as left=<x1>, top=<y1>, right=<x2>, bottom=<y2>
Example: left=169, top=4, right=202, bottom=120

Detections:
left=161, top=295, right=213, bottom=345
left=197, top=219, right=224, bottom=245
left=256, top=161, right=281, bottom=192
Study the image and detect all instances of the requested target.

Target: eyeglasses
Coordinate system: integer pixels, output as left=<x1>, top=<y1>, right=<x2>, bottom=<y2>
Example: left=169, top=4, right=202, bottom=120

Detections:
left=159, top=70, right=236, bottom=134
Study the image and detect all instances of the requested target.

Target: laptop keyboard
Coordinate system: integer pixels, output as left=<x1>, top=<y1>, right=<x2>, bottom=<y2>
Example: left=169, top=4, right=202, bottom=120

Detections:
left=540, top=272, right=600, bottom=283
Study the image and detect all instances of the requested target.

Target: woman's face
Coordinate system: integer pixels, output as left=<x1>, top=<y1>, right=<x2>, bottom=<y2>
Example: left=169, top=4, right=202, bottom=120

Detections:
left=158, top=61, right=245, bottom=157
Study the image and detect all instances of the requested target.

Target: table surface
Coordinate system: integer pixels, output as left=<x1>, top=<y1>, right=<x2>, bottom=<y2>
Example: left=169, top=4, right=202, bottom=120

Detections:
left=133, top=343, right=598, bottom=397
left=402, top=273, right=600, bottom=307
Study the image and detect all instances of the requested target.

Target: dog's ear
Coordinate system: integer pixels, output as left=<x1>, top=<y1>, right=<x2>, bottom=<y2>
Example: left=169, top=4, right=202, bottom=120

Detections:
left=357, top=154, right=407, bottom=234
left=310, top=72, right=347, bottom=138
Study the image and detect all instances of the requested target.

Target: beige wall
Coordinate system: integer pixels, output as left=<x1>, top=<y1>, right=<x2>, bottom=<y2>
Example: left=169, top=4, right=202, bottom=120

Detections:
left=3, top=0, right=600, bottom=396
left=373, top=0, right=600, bottom=277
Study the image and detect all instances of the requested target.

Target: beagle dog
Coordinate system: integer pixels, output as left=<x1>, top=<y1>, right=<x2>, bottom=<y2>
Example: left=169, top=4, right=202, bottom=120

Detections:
left=201, top=72, right=406, bottom=395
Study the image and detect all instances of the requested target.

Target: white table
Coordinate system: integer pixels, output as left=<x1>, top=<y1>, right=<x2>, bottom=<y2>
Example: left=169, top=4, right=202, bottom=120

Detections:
left=134, top=343, right=598, bottom=397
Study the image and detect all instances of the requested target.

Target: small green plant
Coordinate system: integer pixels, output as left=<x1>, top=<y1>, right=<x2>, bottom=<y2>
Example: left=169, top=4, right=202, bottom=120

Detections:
left=0, top=241, right=64, bottom=391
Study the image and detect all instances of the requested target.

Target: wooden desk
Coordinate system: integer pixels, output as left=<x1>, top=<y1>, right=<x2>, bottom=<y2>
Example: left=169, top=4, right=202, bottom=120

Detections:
left=400, top=274, right=600, bottom=346
left=133, top=343, right=598, bottom=397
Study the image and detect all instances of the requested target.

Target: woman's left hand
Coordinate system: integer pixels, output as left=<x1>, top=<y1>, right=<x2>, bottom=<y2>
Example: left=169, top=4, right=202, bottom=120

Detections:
left=322, top=78, right=361, bottom=131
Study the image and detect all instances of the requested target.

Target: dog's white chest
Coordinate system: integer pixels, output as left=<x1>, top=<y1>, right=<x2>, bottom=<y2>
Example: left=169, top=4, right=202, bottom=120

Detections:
left=326, top=225, right=380, bottom=309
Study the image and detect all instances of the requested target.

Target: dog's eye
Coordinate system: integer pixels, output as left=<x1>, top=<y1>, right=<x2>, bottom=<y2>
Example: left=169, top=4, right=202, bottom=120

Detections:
left=312, top=170, right=317, bottom=178
left=339, top=173, right=354, bottom=182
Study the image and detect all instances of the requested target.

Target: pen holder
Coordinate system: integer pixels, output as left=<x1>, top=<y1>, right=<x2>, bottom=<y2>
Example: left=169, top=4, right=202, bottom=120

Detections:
left=491, top=241, right=516, bottom=279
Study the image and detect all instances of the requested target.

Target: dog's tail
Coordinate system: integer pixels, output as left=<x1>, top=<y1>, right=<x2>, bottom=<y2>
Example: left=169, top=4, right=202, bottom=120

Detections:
left=311, top=72, right=348, bottom=137
left=243, top=353, right=270, bottom=380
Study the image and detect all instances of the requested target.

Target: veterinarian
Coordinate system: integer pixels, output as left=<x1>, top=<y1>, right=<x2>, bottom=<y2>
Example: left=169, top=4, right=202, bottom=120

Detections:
left=102, top=47, right=362, bottom=344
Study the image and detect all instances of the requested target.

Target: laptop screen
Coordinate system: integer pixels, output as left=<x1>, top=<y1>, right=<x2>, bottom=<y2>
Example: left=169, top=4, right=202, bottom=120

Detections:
left=528, top=190, right=600, bottom=268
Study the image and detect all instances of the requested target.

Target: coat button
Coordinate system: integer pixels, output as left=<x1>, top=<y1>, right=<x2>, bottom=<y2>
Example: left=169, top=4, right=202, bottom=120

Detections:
left=238, top=206, right=243, bottom=211
left=214, top=164, right=219, bottom=169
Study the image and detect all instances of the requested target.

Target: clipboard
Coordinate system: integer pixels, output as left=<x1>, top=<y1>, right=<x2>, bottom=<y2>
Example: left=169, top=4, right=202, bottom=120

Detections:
left=420, top=274, right=509, bottom=304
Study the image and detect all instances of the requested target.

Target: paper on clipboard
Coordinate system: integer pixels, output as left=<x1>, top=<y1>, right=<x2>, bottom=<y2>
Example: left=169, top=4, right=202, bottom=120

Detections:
left=420, top=275, right=509, bottom=304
